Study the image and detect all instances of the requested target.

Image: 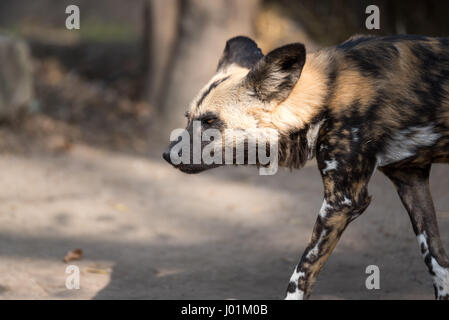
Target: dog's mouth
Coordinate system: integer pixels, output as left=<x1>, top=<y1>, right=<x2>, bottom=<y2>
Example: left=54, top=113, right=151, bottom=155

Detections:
left=174, top=163, right=222, bottom=174
left=163, top=146, right=224, bottom=174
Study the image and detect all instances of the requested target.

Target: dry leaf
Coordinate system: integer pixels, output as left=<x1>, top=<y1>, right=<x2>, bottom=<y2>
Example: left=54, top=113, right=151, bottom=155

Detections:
left=155, top=268, right=182, bottom=278
left=85, top=266, right=112, bottom=275
left=110, top=202, right=129, bottom=213
left=63, top=248, right=83, bottom=263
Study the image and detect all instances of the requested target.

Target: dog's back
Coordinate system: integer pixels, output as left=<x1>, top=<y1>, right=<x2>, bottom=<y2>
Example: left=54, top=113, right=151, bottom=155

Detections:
left=322, top=35, right=449, bottom=167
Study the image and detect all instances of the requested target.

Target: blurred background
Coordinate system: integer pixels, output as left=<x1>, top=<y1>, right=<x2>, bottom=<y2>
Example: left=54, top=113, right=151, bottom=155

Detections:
left=0, top=0, right=448, bottom=299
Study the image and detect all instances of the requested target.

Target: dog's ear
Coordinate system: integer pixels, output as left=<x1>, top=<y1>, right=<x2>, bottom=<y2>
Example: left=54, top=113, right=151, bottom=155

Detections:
left=245, top=43, right=306, bottom=104
left=217, top=36, right=264, bottom=71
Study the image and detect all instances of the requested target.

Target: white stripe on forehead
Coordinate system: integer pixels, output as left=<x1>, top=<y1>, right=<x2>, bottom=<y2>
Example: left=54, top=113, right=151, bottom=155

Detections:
left=195, top=76, right=231, bottom=108
left=189, top=64, right=249, bottom=116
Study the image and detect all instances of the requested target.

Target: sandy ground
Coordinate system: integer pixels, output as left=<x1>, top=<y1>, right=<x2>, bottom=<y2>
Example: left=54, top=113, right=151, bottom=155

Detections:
left=0, top=143, right=448, bottom=300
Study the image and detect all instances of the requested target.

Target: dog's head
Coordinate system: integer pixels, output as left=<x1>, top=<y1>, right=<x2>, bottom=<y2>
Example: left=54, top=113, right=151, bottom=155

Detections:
left=163, top=36, right=307, bottom=174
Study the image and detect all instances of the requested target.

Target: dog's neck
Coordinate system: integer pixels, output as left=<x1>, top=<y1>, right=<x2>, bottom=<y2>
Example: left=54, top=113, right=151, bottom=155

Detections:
left=265, top=49, right=333, bottom=135
left=278, top=119, right=326, bottom=169
left=275, top=49, right=335, bottom=168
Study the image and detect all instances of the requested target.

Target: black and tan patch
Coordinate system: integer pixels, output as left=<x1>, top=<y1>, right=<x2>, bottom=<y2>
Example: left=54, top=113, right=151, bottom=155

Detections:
left=165, top=35, right=449, bottom=300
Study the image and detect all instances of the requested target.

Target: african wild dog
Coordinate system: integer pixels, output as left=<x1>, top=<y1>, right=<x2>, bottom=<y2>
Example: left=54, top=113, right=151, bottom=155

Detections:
left=163, top=35, right=449, bottom=300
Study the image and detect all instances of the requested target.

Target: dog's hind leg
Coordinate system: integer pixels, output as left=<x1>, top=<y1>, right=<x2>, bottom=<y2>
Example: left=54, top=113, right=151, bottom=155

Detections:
left=381, top=164, right=449, bottom=300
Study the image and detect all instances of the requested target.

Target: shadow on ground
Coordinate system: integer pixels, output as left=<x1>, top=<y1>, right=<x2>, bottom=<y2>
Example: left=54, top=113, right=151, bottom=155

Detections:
left=0, top=145, right=448, bottom=299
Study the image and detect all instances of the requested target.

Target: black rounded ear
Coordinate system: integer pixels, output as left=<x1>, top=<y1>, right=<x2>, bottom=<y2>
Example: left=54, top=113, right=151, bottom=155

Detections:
left=245, top=43, right=306, bottom=104
left=217, top=36, right=264, bottom=71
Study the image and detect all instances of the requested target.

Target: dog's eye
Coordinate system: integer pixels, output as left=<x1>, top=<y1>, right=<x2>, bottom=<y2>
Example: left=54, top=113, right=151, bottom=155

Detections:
left=202, top=117, right=217, bottom=125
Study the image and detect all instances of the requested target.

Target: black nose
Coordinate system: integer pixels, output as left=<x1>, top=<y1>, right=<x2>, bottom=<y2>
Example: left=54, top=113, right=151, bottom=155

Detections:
left=163, top=149, right=171, bottom=164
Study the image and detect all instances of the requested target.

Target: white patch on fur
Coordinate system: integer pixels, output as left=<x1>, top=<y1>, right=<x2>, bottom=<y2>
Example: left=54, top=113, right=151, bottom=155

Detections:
left=285, top=289, right=304, bottom=300
left=377, top=125, right=441, bottom=167
left=322, top=159, right=338, bottom=174
left=417, top=232, right=428, bottom=254
left=319, top=200, right=332, bottom=218
left=342, top=197, right=352, bottom=206
left=417, top=232, right=449, bottom=299
left=431, top=258, right=449, bottom=299
left=306, top=120, right=324, bottom=160
left=285, top=267, right=306, bottom=300
left=289, top=270, right=306, bottom=284
left=306, top=230, right=327, bottom=260
left=351, top=128, right=359, bottom=142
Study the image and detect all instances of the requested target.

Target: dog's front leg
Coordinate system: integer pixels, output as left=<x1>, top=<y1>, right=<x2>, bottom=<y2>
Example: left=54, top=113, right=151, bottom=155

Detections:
left=285, top=154, right=375, bottom=300
left=285, top=199, right=367, bottom=300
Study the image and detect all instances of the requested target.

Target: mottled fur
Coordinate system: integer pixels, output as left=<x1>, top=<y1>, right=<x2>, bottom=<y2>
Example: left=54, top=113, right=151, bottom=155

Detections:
left=164, top=35, right=449, bottom=300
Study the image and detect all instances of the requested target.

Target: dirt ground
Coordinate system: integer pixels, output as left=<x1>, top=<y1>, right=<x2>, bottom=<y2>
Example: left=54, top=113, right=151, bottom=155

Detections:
left=0, top=139, right=448, bottom=300
left=3, top=0, right=449, bottom=301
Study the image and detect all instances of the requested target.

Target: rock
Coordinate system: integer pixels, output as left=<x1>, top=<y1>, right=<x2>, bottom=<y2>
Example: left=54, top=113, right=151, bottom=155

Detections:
left=0, top=34, right=33, bottom=120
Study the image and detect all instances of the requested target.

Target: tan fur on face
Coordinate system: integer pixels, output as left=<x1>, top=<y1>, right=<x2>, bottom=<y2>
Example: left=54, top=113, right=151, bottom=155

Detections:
left=188, top=50, right=333, bottom=137
left=189, top=64, right=262, bottom=130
